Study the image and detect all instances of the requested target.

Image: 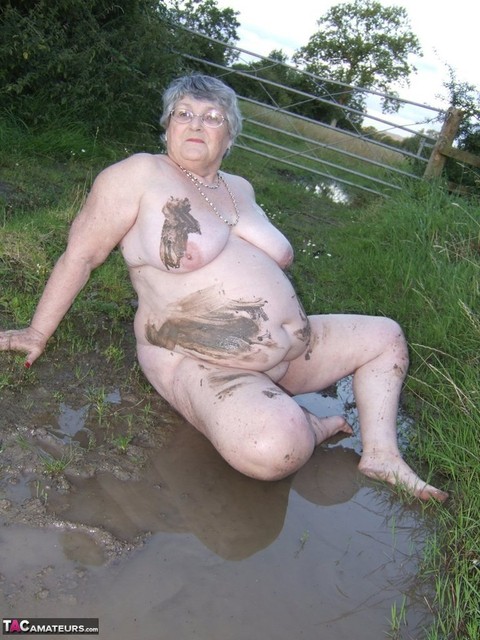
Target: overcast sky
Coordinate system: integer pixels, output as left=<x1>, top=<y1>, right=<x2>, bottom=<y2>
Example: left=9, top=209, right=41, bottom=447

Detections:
left=216, top=0, right=478, bottom=133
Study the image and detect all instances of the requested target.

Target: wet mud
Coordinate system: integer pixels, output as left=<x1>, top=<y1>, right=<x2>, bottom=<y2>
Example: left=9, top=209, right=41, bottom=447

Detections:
left=0, top=345, right=435, bottom=639
left=145, top=287, right=276, bottom=359
left=160, top=196, right=201, bottom=270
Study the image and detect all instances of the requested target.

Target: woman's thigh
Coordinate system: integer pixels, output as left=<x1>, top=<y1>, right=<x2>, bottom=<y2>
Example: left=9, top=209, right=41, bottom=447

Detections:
left=168, top=357, right=316, bottom=478
left=278, top=313, right=405, bottom=395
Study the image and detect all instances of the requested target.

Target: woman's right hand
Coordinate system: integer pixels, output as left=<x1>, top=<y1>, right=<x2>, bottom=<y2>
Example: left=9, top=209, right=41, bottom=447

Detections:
left=0, top=327, right=48, bottom=367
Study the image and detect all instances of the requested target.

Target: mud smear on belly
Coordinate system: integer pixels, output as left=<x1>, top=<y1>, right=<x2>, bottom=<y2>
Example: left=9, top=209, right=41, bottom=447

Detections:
left=145, top=286, right=277, bottom=361
left=160, top=196, right=201, bottom=270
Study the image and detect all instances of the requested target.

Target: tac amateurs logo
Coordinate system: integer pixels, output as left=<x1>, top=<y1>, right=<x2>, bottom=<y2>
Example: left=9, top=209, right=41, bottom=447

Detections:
left=2, top=618, right=99, bottom=635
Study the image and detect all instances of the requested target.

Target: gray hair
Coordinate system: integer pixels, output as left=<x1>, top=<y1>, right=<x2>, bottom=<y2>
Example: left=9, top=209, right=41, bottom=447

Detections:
left=160, top=74, right=243, bottom=141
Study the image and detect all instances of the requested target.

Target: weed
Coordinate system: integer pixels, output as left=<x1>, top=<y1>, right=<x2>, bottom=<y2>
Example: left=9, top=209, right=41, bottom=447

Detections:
left=86, top=433, right=97, bottom=451
left=40, top=448, right=77, bottom=476
left=85, top=386, right=109, bottom=425
left=68, top=333, right=96, bottom=356
left=0, top=372, right=13, bottom=391
left=141, top=401, right=155, bottom=427
left=123, top=413, right=134, bottom=430
left=129, top=362, right=153, bottom=393
left=111, top=433, right=133, bottom=454
left=15, top=433, right=32, bottom=450
left=74, top=364, right=92, bottom=383
left=103, top=344, right=124, bottom=366
left=0, top=354, right=37, bottom=389
left=388, top=596, right=407, bottom=639
left=52, top=390, right=65, bottom=402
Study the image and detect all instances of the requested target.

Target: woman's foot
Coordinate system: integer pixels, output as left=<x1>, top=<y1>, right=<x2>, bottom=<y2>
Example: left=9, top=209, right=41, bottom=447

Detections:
left=359, top=451, right=448, bottom=501
left=301, top=409, right=353, bottom=444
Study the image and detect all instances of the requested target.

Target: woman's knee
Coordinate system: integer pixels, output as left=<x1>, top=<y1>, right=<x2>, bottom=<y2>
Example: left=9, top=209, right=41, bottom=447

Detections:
left=382, top=317, right=409, bottom=367
left=222, top=406, right=316, bottom=481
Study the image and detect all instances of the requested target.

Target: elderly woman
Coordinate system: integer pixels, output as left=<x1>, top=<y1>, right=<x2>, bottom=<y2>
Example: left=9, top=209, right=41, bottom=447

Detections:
left=0, top=74, right=447, bottom=501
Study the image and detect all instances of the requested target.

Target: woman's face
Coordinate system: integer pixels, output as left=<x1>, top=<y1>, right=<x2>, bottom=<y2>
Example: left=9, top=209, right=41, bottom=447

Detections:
left=166, top=96, right=232, bottom=171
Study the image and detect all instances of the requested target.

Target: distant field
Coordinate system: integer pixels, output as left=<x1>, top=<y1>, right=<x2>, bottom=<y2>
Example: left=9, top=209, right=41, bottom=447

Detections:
left=237, top=99, right=409, bottom=198
left=239, top=99, right=407, bottom=165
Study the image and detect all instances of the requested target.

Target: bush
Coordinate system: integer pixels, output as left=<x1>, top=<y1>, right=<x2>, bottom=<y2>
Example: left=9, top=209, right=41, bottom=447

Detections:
left=0, top=0, right=179, bottom=141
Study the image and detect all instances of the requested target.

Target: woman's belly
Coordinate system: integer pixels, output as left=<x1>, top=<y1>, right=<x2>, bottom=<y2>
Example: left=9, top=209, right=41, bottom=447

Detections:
left=130, top=240, right=311, bottom=372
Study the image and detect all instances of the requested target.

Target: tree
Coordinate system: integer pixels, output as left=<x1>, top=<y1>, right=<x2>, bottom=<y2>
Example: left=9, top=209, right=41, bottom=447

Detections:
left=230, top=50, right=297, bottom=107
left=292, top=0, right=422, bottom=124
left=228, top=50, right=345, bottom=126
left=165, top=0, right=240, bottom=69
left=0, top=0, right=179, bottom=137
left=439, top=65, right=480, bottom=189
left=0, top=0, right=242, bottom=140
left=440, top=65, right=480, bottom=143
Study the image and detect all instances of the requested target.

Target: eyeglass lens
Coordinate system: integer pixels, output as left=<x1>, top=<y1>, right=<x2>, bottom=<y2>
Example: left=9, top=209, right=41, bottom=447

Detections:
left=170, top=109, right=225, bottom=128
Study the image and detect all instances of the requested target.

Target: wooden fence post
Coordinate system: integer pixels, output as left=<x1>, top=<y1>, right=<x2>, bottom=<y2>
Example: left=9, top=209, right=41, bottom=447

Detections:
left=424, top=107, right=463, bottom=179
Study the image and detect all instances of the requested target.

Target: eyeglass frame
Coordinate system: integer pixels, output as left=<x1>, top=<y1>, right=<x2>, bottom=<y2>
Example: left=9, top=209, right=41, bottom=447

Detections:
left=169, top=108, right=227, bottom=128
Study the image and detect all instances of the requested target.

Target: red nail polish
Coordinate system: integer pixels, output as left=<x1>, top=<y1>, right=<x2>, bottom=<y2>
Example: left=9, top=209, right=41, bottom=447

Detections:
left=25, top=362, right=31, bottom=369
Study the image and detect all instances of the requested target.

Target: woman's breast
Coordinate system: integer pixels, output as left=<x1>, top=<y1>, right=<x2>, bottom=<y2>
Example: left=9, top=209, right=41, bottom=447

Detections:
left=120, top=200, right=230, bottom=273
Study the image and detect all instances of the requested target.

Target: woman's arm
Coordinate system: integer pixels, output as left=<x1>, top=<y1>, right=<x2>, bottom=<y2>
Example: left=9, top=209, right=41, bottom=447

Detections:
left=0, top=154, right=148, bottom=365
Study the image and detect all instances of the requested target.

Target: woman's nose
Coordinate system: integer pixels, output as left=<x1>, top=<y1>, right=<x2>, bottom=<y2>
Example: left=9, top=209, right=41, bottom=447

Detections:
left=188, top=114, right=204, bottom=128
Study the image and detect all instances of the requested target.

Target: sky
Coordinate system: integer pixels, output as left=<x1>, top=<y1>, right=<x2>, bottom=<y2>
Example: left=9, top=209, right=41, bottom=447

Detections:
left=215, top=0, right=478, bottom=134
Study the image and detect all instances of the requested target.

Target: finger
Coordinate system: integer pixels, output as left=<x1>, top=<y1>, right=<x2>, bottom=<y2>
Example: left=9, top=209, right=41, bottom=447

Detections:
left=25, top=345, right=44, bottom=368
left=0, top=331, right=33, bottom=356
left=0, top=331, right=16, bottom=352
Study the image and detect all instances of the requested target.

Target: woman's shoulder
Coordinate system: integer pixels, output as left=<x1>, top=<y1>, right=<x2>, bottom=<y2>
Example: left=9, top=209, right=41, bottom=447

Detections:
left=95, top=152, right=170, bottom=184
left=107, top=151, right=168, bottom=172
left=220, top=170, right=254, bottom=192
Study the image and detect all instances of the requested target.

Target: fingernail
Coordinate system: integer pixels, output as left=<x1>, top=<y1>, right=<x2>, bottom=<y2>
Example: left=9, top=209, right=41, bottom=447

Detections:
left=25, top=362, right=31, bottom=369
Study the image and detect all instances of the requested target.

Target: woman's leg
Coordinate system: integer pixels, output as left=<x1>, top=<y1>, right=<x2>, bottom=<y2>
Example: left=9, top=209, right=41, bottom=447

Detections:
left=139, top=344, right=351, bottom=481
left=279, top=314, right=448, bottom=501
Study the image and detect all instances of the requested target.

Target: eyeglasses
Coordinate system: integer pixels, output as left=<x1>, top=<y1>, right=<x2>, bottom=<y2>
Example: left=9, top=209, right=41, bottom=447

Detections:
left=169, top=108, right=226, bottom=128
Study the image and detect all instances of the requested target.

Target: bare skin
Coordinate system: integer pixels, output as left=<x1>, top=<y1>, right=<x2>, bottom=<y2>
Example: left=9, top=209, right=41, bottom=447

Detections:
left=0, top=93, right=448, bottom=502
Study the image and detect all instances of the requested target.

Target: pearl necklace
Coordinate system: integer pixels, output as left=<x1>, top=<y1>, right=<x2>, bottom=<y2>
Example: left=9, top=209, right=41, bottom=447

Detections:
left=179, top=165, right=240, bottom=227
left=193, top=173, right=221, bottom=190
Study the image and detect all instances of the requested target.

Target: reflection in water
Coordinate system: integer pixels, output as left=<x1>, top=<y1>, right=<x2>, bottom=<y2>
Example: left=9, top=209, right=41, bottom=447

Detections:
left=57, top=402, right=90, bottom=438
left=0, top=389, right=434, bottom=639
left=47, top=423, right=293, bottom=560
left=293, top=445, right=361, bottom=506
left=314, top=182, right=350, bottom=204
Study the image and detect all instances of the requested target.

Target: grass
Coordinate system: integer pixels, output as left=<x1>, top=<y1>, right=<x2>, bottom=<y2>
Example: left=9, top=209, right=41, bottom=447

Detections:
left=40, top=449, right=77, bottom=476
left=388, top=597, right=408, bottom=639
left=110, top=433, right=134, bottom=454
left=1, top=116, right=479, bottom=638
left=85, top=385, right=110, bottom=425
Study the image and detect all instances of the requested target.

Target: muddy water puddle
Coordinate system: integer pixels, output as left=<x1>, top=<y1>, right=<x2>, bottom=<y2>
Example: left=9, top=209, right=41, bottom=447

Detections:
left=1, top=370, right=435, bottom=639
